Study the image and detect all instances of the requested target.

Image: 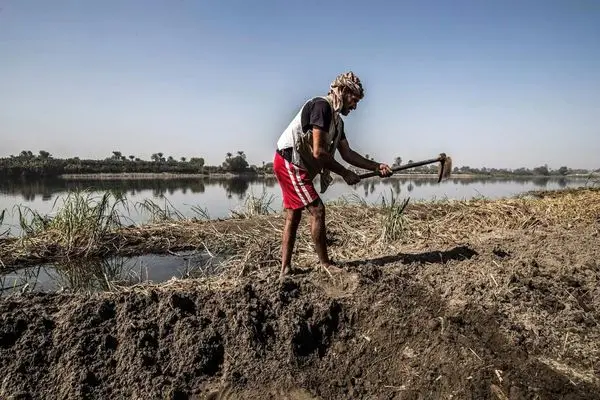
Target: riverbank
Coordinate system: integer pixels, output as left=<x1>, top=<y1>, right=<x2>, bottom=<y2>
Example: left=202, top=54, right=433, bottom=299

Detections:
left=0, top=187, right=599, bottom=399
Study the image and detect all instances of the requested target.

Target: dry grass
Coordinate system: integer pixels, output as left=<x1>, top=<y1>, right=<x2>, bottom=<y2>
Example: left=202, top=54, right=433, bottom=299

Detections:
left=1, top=187, right=599, bottom=280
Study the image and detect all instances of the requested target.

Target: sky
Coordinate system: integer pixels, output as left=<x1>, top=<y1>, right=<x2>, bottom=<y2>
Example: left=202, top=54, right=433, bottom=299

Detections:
left=1, top=0, right=599, bottom=170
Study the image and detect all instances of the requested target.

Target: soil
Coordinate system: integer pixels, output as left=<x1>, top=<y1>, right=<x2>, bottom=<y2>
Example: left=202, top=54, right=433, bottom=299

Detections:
left=0, top=220, right=599, bottom=398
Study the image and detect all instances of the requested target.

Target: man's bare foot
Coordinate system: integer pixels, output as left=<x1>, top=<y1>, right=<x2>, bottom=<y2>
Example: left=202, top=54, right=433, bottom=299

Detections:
left=279, top=265, right=295, bottom=281
left=320, top=262, right=344, bottom=277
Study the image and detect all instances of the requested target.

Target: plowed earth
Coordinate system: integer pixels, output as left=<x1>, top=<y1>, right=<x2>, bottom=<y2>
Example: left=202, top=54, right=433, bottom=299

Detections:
left=0, top=207, right=599, bottom=399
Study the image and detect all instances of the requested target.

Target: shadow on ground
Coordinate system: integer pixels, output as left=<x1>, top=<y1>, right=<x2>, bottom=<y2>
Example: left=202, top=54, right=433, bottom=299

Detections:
left=344, top=245, right=478, bottom=268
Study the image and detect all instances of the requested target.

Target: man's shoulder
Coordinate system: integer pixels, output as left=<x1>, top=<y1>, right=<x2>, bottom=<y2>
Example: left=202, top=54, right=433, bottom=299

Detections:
left=302, top=96, right=333, bottom=123
left=304, top=96, right=332, bottom=111
left=300, top=96, right=334, bottom=132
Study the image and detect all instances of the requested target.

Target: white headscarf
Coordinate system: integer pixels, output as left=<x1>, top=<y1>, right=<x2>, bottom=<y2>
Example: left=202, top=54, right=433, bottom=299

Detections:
left=326, top=71, right=365, bottom=112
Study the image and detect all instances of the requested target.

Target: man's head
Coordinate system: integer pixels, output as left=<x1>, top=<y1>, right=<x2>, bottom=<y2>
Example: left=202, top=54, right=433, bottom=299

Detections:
left=328, top=71, right=364, bottom=116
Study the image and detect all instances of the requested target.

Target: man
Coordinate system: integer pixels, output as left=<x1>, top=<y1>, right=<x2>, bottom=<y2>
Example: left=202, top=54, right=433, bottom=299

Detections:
left=273, top=71, right=393, bottom=280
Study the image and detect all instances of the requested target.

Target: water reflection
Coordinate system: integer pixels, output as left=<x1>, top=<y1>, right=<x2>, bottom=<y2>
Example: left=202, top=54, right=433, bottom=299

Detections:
left=0, top=251, right=221, bottom=295
left=0, top=175, right=577, bottom=201
left=0, top=176, right=279, bottom=202
left=366, top=176, right=571, bottom=192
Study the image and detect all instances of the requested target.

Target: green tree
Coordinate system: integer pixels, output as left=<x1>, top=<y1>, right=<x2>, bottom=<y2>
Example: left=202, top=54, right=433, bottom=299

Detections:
left=190, top=157, right=204, bottom=167
left=151, top=153, right=165, bottom=163
left=223, top=152, right=249, bottom=172
left=533, top=164, right=549, bottom=176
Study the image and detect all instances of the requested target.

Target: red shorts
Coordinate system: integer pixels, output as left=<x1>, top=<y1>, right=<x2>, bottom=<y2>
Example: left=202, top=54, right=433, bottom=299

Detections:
left=273, top=151, right=319, bottom=209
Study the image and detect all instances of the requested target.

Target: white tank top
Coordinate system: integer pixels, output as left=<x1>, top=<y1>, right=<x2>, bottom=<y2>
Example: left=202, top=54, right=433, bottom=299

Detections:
left=276, top=96, right=344, bottom=181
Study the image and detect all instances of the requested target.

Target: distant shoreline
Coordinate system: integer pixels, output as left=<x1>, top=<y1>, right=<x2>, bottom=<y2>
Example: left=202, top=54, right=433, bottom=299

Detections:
left=58, top=172, right=275, bottom=180
left=57, top=172, right=597, bottom=180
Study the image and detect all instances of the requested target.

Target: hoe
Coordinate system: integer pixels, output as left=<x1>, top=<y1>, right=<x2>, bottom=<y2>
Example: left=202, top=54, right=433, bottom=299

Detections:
left=358, top=153, right=453, bottom=183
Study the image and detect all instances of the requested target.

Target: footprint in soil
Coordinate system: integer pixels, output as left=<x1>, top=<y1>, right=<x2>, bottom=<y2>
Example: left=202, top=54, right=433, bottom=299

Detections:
left=311, top=269, right=359, bottom=299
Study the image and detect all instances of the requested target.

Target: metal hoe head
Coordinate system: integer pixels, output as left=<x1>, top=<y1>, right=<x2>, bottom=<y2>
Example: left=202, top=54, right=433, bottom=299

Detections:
left=437, top=153, right=453, bottom=183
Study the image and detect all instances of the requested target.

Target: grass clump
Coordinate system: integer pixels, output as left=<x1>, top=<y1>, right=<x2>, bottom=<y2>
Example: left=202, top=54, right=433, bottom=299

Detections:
left=230, top=190, right=276, bottom=218
left=379, top=190, right=410, bottom=243
left=13, top=190, right=129, bottom=257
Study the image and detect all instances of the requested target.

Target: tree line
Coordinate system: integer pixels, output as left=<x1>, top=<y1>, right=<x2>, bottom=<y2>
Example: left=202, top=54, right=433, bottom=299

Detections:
left=0, top=150, right=271, bottom=179
left=0, top=150, right=596, bottom=180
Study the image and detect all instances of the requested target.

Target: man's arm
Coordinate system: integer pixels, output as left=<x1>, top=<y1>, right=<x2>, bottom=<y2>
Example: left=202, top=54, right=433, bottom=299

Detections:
left=337, top=138, right=379, bottom=171
left=338, top=138, right=393, bottom=177
left=312, top=127, right=351, bottom=177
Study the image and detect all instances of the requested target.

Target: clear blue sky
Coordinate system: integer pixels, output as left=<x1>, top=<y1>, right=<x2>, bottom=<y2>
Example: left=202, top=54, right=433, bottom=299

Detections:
left=1, top=0, right=599, bottom=170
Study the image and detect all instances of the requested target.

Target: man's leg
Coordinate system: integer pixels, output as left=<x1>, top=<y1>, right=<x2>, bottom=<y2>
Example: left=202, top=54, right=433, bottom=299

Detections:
left=306, top=198, right=336, bottom=269
left=281, top=207, right=303, bottom=278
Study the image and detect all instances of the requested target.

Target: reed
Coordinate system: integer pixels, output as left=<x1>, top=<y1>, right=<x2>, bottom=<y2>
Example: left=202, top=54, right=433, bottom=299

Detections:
left=190, top=205, right=211, bottom=220
left=135, top=196, right=185, bottom=222
left=230, top=190, right=276, bottom=218
left=8, top=190, right=129, bottom=262
left=379, top=189, right=410, bottom=243
left=0, top=209, right=8, bottom=237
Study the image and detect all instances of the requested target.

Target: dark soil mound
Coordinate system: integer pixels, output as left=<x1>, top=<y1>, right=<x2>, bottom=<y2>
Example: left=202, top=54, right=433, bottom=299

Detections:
left=0, top=221, right=599, bottom=399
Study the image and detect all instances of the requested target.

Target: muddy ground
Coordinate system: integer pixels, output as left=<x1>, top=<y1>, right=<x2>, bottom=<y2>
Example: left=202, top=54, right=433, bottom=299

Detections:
left=1, top=198, right=599, bottom=399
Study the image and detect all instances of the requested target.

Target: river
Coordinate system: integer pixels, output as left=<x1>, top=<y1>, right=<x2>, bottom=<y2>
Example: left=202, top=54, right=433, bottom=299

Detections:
left=0, top=175, right=594, bottom=236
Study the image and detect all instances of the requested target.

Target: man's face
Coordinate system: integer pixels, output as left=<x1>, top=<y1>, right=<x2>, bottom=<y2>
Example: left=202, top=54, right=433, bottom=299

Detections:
left=341, top=92, right=361, bottom=116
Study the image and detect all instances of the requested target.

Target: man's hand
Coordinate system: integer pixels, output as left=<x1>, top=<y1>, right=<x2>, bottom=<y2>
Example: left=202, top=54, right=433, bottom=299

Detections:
left=343, top=169, right=361, bottom=185
left=377, top=163, right=393, bottom=177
